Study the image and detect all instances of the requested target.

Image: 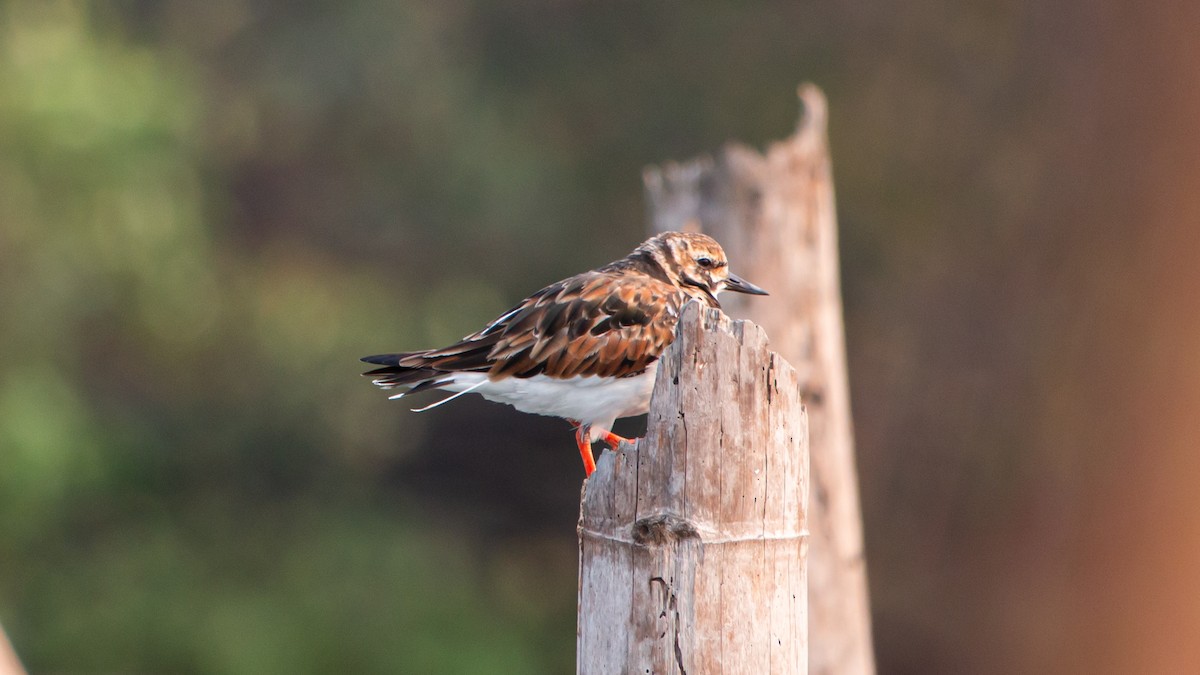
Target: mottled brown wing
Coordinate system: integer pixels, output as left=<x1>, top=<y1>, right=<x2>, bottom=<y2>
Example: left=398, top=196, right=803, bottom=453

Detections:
left=409, top=271, right=682, bottom=379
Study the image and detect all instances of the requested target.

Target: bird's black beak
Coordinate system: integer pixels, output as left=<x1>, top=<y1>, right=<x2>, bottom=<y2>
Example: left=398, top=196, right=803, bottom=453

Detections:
left=724, top=272, right=769, bottom=296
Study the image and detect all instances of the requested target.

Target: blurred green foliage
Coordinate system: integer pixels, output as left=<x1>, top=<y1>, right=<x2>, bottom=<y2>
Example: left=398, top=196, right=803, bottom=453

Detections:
left=0, top=1, right=569, bottom=671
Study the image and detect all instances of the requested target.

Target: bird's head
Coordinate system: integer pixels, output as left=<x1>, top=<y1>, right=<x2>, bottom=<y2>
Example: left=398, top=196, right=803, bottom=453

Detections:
left=636, top=231, right=768, bottom=305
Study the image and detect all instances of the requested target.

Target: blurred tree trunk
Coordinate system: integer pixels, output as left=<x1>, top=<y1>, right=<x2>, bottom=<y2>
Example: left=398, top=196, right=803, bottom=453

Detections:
left=644, top=84, right=875, bottom=675
left=577, top=305, right=808, bottom=674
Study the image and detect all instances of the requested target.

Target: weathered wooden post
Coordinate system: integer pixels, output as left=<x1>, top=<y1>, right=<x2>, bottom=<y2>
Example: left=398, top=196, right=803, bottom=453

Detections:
left=643, top=85, right=874, bottom=675
left=577, top=304, right=809, bottom=674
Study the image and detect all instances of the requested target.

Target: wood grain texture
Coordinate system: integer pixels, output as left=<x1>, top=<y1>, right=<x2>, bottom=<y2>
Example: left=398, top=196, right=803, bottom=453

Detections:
left=643, top=84, right=875, bottom=675
left=577, top=303, right=808, bottom=675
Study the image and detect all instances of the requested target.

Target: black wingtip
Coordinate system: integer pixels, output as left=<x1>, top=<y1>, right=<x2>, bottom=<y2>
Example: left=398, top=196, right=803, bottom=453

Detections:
left=361, top=353, right=400, bottom=365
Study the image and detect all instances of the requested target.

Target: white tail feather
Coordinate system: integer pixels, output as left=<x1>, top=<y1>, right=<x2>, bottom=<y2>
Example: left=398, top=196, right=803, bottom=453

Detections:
left=408, top=379, right=487, bottom=413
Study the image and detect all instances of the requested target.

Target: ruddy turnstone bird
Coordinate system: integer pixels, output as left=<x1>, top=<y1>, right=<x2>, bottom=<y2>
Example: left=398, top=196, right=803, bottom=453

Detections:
left=361, top=231, right=767, bottom=476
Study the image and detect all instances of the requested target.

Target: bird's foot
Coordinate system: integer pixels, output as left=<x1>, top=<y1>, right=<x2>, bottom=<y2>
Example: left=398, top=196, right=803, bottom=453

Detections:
left=567, top=420, right=638, bottom=477
left=600, top=430, right=636, bottom=449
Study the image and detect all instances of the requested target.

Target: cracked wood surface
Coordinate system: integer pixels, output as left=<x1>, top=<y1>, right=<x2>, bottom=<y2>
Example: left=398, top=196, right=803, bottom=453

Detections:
left=643, top=84, right=874, bottom=675
left=577, top=304, right=808, bottom=674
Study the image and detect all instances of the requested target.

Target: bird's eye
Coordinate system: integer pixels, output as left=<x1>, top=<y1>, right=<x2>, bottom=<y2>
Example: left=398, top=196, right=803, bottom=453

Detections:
left=696, top=256, right=714, bottom=269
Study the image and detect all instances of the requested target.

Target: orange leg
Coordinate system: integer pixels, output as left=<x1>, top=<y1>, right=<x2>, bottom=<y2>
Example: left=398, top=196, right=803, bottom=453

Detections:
left=600, top=430, right=634, bottom=449
left=573, top=422, right=597, bottom=477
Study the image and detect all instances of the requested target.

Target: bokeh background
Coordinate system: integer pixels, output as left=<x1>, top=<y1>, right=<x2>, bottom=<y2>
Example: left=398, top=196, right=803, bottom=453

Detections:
left=4, top=1, right=1200, bottom=673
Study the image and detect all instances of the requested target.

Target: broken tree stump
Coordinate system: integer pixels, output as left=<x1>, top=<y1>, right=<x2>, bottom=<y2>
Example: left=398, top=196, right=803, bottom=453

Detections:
left=577, top=303, right=809, bottom=674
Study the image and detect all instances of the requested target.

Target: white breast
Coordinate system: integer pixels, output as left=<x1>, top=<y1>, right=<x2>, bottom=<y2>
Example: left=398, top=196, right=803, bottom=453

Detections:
left=437, top=362, right=659, bottom=437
